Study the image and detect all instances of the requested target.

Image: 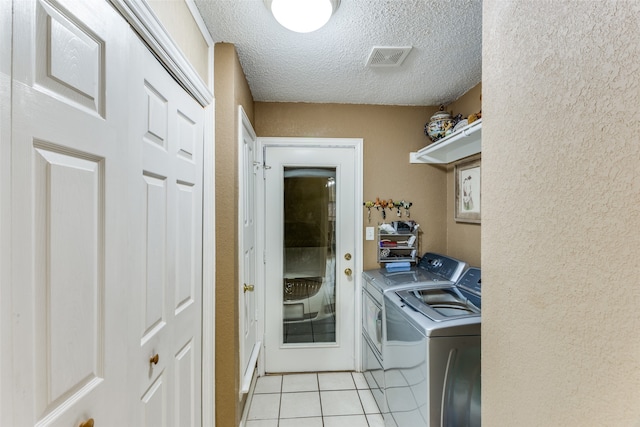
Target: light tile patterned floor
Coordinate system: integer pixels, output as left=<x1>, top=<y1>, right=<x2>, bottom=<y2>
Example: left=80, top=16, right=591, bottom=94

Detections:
left=246, top=372, right=385, bottom=427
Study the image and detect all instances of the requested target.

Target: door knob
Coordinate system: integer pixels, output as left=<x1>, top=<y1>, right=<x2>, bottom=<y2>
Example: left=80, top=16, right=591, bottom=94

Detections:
left=344, top=268, right=352, bottom=277
left=344, top=253, right=352, bottom=261
left=79, top=418, right=94, bottom=427
left=150, top=354, right=159, bottom=365
left=244, top=284, right=255, bottom=293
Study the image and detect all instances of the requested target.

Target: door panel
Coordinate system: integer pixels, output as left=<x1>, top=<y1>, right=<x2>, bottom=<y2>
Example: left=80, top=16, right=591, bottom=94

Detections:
left=175, top=339, right=196, bottom=427
left=34, top=0, right=105, bottom=117
left=142, top=172, right=168, bottom=345
left=142, top=375, right=166, bottom=427
left=33, top=146, right=105, bottom=410
left=176, top=182, right=196, bottom=314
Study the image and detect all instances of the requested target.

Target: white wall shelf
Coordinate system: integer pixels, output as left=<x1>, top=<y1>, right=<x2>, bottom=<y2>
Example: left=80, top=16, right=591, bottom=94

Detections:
left=410, top=118, right=481, bottom=164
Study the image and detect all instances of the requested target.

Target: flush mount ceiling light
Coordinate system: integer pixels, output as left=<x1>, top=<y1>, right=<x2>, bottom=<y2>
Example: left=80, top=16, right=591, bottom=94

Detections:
left=264, top=0, right=340, bottom=33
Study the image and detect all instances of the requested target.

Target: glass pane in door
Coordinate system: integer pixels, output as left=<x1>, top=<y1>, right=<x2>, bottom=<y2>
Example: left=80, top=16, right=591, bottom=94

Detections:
left=282, top=167, right=336, bottom=344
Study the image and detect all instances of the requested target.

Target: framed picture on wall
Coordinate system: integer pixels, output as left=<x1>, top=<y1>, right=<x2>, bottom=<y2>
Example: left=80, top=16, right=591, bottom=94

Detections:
left=455, top=157, right=481, bottom=223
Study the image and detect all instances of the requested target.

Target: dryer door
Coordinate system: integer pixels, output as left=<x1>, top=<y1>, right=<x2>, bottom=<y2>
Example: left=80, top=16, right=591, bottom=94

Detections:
left=362, top=288, right=383, bottom=355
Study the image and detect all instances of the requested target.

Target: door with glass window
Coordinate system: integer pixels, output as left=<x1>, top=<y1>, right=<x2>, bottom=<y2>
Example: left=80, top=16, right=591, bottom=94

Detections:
left=263, top=142, right=359, bottom=372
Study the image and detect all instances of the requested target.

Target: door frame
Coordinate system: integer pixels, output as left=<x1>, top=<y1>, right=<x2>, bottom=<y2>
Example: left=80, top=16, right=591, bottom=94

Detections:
left=255, top=137, right=364, bottom=375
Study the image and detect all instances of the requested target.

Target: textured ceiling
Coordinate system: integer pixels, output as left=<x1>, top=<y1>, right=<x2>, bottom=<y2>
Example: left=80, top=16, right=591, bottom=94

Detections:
left=194, top=0, right=482, bottom=106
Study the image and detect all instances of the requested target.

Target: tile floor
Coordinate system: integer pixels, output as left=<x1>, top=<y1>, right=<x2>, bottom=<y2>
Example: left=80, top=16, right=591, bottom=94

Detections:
left=283, top=317, right=335, bottom=344
left=246, top=372, right=384, bottom=427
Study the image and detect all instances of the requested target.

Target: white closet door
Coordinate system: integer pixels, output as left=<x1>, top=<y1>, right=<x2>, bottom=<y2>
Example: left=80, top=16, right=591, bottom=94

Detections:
left=239, top=107, right=258, bottom=391
left=8, top=1, right=205, bottom=425
left=127, top=34, right=204, bottom=427
left=10, top=0, right=131, bottom=425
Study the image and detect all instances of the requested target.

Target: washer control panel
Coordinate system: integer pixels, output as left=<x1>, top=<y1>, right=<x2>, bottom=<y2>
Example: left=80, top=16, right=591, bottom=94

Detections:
left=417, top=252, right=467, bottom=282
left=457, top=268, right=481, bottom=295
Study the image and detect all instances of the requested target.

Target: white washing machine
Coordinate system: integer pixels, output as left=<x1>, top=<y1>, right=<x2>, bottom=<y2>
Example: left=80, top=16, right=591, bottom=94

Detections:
left=361, top=253, right=468, bottom=418
left=383, top=267, right=482, bottom=427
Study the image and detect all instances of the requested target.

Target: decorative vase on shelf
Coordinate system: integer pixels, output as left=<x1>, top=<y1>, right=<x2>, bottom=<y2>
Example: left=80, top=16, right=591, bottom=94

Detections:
left=424, top=106, right=454, bottom=142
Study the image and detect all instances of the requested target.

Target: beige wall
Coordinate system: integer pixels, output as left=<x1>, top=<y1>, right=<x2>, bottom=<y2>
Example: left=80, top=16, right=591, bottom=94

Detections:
left=254, top=102, right=444, bottom=270
left=483, top=2, right=640, bottom=426
left=445, top=83, right=482, bottom=266
left=147, top=0, right=209, bottom=83
left=214, top=43, right=255, bottom=427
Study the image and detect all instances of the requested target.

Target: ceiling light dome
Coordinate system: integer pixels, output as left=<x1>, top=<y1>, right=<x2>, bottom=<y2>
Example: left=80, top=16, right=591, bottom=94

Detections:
left=265, top=0, right=340, bottom=33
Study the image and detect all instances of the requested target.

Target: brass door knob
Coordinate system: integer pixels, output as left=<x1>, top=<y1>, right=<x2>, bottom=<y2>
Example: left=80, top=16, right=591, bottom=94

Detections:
left=243, top=284, right=255, bottom=293
left=344, top=253, right=352, bottom=261
left=79, top=418, right=94, bottom=427
left=344, top=268, right=352, bottom=277
left=150, top=354, right=159, bottom=365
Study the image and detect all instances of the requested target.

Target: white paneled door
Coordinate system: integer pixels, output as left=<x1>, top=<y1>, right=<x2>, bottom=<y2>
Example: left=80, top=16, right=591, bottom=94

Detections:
left=262, top=141, right=361, bottom=373
left=11, top=1, right=131, bottom=425
left=7, top=0, right=204, bottom=425
left=128, top=34, right=204, bottom=427
left=239, top=107, right=259, bottom=392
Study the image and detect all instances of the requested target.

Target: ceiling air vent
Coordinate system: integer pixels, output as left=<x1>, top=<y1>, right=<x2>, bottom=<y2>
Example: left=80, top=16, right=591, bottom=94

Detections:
left=366, top=46, right=412, bottom=68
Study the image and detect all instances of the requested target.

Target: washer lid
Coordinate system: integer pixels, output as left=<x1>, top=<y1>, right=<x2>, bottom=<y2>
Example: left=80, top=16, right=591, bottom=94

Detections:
left=362, top=266, right=453, bottom=293
left=397, top=286, right=480, bottom=322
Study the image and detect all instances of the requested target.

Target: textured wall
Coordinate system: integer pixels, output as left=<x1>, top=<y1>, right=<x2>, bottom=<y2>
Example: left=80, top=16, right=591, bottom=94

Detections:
left=483, top=1, right=640, bottom=425
left=214, top=43, right=255, bottom=427
left=254, top=102, right=446, bottom=270
left=147, top=0, right=209, bottom=82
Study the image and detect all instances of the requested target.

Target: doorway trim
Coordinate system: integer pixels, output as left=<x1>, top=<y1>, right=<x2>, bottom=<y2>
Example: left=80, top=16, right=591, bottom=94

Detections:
left=255, top=137, right=364, bottom=375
